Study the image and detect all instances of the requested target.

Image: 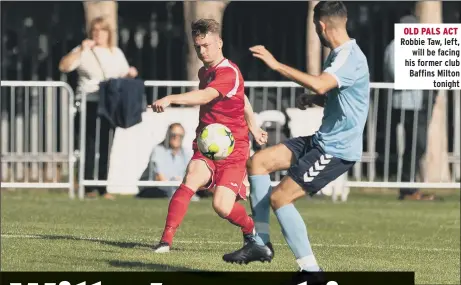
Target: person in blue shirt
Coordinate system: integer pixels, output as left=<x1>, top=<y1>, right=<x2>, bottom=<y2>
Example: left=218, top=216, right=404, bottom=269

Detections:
left=145, top=123, right=199, bottom=201
left=222, top=1, right=370, bottom=272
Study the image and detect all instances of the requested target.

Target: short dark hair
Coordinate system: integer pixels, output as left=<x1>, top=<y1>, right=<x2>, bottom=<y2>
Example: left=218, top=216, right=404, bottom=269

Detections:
left=313, top=1, right=348, bottom=21
left=191, top=19, right=221, bottom=38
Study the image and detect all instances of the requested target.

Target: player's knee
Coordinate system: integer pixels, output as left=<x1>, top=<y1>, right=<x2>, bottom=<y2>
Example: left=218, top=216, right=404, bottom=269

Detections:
left=183, top=162, right=211, bottom=190
left=270, top=188, right=291, bottom=210
left=269, top=190, right=282, bottom=210
left=247, top=153, right=268, bottom=175
left=213, top=186, right=237, bottom=217
left=212, top=199, right=232, bottom=218
left=183, top=173, right=208, bottom=190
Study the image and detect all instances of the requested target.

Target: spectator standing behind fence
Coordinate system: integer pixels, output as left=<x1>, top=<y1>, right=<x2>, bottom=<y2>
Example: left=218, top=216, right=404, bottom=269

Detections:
left=384, top=15, right=436, bottom=201
left=58, top=17, right=138, bottom=200
left=148, top=123, right=199, bottom=201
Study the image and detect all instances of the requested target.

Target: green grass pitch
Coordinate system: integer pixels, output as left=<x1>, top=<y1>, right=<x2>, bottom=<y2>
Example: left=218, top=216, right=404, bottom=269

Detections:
left=1, top=190, right=459, bottom=284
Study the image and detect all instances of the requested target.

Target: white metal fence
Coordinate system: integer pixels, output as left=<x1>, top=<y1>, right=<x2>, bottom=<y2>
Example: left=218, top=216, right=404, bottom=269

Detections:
left=0, top=81, right=76, bottom=198
left=2, top=80, right=460, bottom=199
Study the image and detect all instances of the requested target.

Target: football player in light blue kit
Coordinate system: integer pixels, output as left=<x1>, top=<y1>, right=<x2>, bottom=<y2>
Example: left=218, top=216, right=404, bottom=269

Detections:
left=223, top=1, right=370, bottom=272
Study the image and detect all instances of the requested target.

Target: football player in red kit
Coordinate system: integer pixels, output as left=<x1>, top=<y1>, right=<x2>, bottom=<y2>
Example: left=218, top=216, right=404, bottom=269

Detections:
left=149, top=18, right=271, bottom=254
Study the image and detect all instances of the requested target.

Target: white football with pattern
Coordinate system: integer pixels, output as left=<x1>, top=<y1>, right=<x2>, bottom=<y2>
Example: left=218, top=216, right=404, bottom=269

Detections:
left=198, top=123, right=235, bottom=161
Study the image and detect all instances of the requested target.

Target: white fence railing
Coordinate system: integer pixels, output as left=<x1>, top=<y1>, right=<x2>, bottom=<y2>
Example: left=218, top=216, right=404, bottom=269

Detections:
left=2, top=80, right=460, bottom=200
left=1, top=81, right=76, bottom=198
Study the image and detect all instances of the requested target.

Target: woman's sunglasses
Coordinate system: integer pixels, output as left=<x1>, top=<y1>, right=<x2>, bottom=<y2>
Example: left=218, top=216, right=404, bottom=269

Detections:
left=170, top=133, right=184, bottom=139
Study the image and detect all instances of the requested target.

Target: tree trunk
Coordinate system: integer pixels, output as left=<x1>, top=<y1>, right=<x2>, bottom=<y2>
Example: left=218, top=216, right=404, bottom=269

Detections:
left=416, top=1, right=451, bottom=182
left=306, top=1, right=321, bottom=76
left=183, top=1, right=229, bottom=82
left=83, top=1, right=118, bottom=47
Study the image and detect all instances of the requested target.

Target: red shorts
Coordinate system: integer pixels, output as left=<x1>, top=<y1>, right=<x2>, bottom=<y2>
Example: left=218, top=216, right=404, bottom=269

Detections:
left=192, top=141, right=249, bottom=200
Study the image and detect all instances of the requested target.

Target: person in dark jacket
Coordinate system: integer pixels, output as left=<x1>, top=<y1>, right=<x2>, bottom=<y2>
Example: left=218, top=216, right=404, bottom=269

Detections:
left=97, top=77, right=145, bottom=130
left=59, top=17, right=138, bottom=199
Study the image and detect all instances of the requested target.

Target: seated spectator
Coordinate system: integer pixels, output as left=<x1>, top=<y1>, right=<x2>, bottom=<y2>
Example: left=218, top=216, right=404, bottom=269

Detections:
left=142, top=123, right=199, bottom=201
left=59, top=16, right=138, bottom=200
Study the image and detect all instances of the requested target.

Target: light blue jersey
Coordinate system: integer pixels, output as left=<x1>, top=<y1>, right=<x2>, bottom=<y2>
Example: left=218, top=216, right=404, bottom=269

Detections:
left=312, top=39, right=370, bottom=162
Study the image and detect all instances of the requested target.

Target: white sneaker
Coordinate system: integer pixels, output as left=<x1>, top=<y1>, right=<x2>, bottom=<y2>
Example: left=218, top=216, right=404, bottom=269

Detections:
left=152, top=241, right=170, bottom=253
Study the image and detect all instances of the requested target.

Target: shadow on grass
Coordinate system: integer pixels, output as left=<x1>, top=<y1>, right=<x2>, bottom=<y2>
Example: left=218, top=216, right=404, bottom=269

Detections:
left=34, top=234, right=151, bottom=249
left=108, top=260, right=208, bottom=272
left=22, top=234, right=219, bottom=253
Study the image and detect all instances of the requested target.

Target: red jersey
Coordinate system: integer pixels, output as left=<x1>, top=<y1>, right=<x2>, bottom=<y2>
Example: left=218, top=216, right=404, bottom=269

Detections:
left=195, top=58, right=249, bottom=150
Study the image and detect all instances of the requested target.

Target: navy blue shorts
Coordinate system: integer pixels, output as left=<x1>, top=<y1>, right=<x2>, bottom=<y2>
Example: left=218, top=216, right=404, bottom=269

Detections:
left=282, top=136, right=355, bottom=195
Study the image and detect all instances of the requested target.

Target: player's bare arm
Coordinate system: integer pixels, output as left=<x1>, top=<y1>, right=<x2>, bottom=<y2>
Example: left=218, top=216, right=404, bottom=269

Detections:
left=243, top=95, right=259, bottom=130
left=244, top=95, right=268, bottom=146
left=150, top=87, right=220, bottom=113
left=58, top=39, right=94, bottom=72
left=249, top=45, right=337, bottom=95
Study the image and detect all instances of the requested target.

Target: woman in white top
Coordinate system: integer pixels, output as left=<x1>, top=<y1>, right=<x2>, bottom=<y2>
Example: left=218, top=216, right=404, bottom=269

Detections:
left=59, top=17, right=138, bottom=200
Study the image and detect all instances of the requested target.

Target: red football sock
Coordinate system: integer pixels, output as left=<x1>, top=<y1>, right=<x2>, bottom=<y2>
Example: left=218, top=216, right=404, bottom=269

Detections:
left=224, top=202, right=255, bottom=235
left=161, top=184, right=195, bottom=245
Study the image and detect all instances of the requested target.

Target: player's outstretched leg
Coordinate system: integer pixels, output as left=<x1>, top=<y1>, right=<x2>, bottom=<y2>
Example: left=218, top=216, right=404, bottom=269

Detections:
left=222, top=143, right=296, bottom=264
left=223, top=176, right=320, bottom=271
left=246, top=159, right=275, bottom=258
left=215, top=186, right=273, bottom=264
left=253, top=145, right=300, bottom=233
left=271, top=146, right=353, bottom=271
left=248, top=172, right=272, bottom=245
left=247, top=142, right=300, bottom=248
left=270, top=177, right=321, bottom=272
left=153, top=160, right=211, bottom=253
left=152, top=183, right=195, bottom=253
left=212, top=186, right=257, bottom=243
